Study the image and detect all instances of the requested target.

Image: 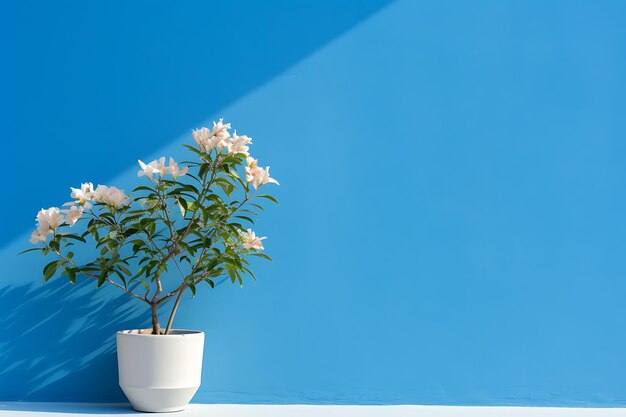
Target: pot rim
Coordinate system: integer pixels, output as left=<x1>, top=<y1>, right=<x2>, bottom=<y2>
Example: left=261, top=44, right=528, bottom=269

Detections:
left=117, top=329, right=204, bottom=337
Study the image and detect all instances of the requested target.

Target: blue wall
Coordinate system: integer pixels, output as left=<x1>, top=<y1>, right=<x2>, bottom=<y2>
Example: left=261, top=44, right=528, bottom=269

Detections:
left=2, top=0, right=626, bottom=406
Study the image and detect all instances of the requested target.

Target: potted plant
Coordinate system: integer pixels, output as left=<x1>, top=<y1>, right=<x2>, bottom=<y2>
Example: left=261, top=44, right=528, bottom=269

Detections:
left=22, top=119, right=279, bottom=412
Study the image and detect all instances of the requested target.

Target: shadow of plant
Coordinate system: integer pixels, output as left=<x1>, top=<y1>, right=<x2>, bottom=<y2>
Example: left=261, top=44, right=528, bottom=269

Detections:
left=0, top=278, right=146, bottom=402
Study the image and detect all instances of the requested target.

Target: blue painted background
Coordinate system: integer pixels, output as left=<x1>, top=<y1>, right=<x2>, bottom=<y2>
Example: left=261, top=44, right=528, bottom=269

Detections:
left=2, top=0, right=626, bottom=406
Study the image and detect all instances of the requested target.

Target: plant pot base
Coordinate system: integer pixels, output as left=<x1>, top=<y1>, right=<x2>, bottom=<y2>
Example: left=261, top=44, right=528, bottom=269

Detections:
left=121, top=386, right=199, bottom=413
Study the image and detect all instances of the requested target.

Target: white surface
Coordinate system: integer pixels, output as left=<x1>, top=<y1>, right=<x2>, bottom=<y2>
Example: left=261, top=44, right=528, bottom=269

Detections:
left=116, top=330, right=204, bottom=412
left=1, top=403, right=626, bottom=416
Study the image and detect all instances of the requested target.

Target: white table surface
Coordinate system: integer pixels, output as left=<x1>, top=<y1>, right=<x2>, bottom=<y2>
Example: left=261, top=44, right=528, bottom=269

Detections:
left=1, top=403, right=626, bottom=416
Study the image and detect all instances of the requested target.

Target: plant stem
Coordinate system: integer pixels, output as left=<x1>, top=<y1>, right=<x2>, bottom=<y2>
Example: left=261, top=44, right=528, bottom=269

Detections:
left=53, top=250, right=148, bottom=303
left=165, top=284, right=187, bottom=335
left=151, top=302, right=161, bottom=335
left=155, top=189, right=258, bottom=304
left=150, top=273, right=164, bottom=334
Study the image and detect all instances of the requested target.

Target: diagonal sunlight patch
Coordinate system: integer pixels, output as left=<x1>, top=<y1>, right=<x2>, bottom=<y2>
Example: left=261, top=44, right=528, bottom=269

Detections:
left=2, top=0, right=395, bottom=245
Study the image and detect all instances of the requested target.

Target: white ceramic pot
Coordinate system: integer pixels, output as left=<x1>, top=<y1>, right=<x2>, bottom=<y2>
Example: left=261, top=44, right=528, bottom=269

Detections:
left=116, top=329, right=205, bottom=413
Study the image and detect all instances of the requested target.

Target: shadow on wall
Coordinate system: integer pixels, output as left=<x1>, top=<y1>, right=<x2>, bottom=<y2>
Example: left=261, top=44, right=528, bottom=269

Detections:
left=0, top=276, right=145, bottom=402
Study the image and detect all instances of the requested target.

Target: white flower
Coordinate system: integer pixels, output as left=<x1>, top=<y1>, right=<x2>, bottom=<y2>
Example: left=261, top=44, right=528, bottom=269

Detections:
left=152, top=157, right=168, bottom=176
left=167, top=157, right=188, bottom=179
left=192, top=119, right=232, bottom=152
left=192, top=127, right=211, bottom=147
left=260, top=166, right=279, bottom=187
left=65, top=182, right=94, bottom=208
left=209, top=118, right=232, bottom=150
left=138, top=160, right=156, bottom=177
left=93, top=185, right=107, bottom=202
left=138, top=157, right=167, bottom=177
left=61, top=205, right=83, bottom=226
left=227, top=131, right=252, bottom=156
left=241, top=229, right=267, bottom=250
left=93, top=185, right=128, bottom=208
left=36, top=207, right=65, bottom=231
left=71, top=182, right=94, bottom=203
left=245, top=156, right=279, bottom=189
left=192, top=128, right=216, bottom=152
left=211, top=118, right=231, bottom=137
left=32, top=207, right=64, bottom=244
left=30, top=228, right=50, bottom=244
left=105, top=187, right=129, bottom=208
left=207, top=119, right=231, bottom=152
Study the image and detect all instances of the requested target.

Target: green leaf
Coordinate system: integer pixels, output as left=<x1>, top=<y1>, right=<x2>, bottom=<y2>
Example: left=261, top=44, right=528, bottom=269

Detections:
left=114, top=270, right=128, bottom=288
left=185, top=172, right=202, bottom=184
left=234, top=215, right=254, bottom=224
left=198, top=163, right=212, bottom=178
left=182, top=183, right=200, bottom=194
left=120, top=214, right=143, bottom=225
left=135, top=279, right=151, bottom=298
left=206, top=193, right=222, bottom=202
left=227, top=268, right=237, bottom=284
left=188, top=283, right=196, bottom=297
left=216, top=181, right=234, bottom=197
left=67, top=268, right=76, bottom=285
left=18, top=247, right=42, bottom=255
left=97, top=272, right=108, bottom=288
left=178, top=198, right=188, bottom=217
left=43, top=260, right=62, bottom=281
left=257, top=194, right=279, bottom=205
left=250, top=253, right=273, bottom=261
left=207, top=267, right=224, bottom=277
left=224, top=257, right=242, bottom=269
left=133, top=185, right=155, bottom=193
left=118, top=264, right=132, bottom=275
left=222, top=155, right=243, bottom=165
left=243, top=266, right=256, bottom=281
left=182, top=144, right=202, bottom=155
